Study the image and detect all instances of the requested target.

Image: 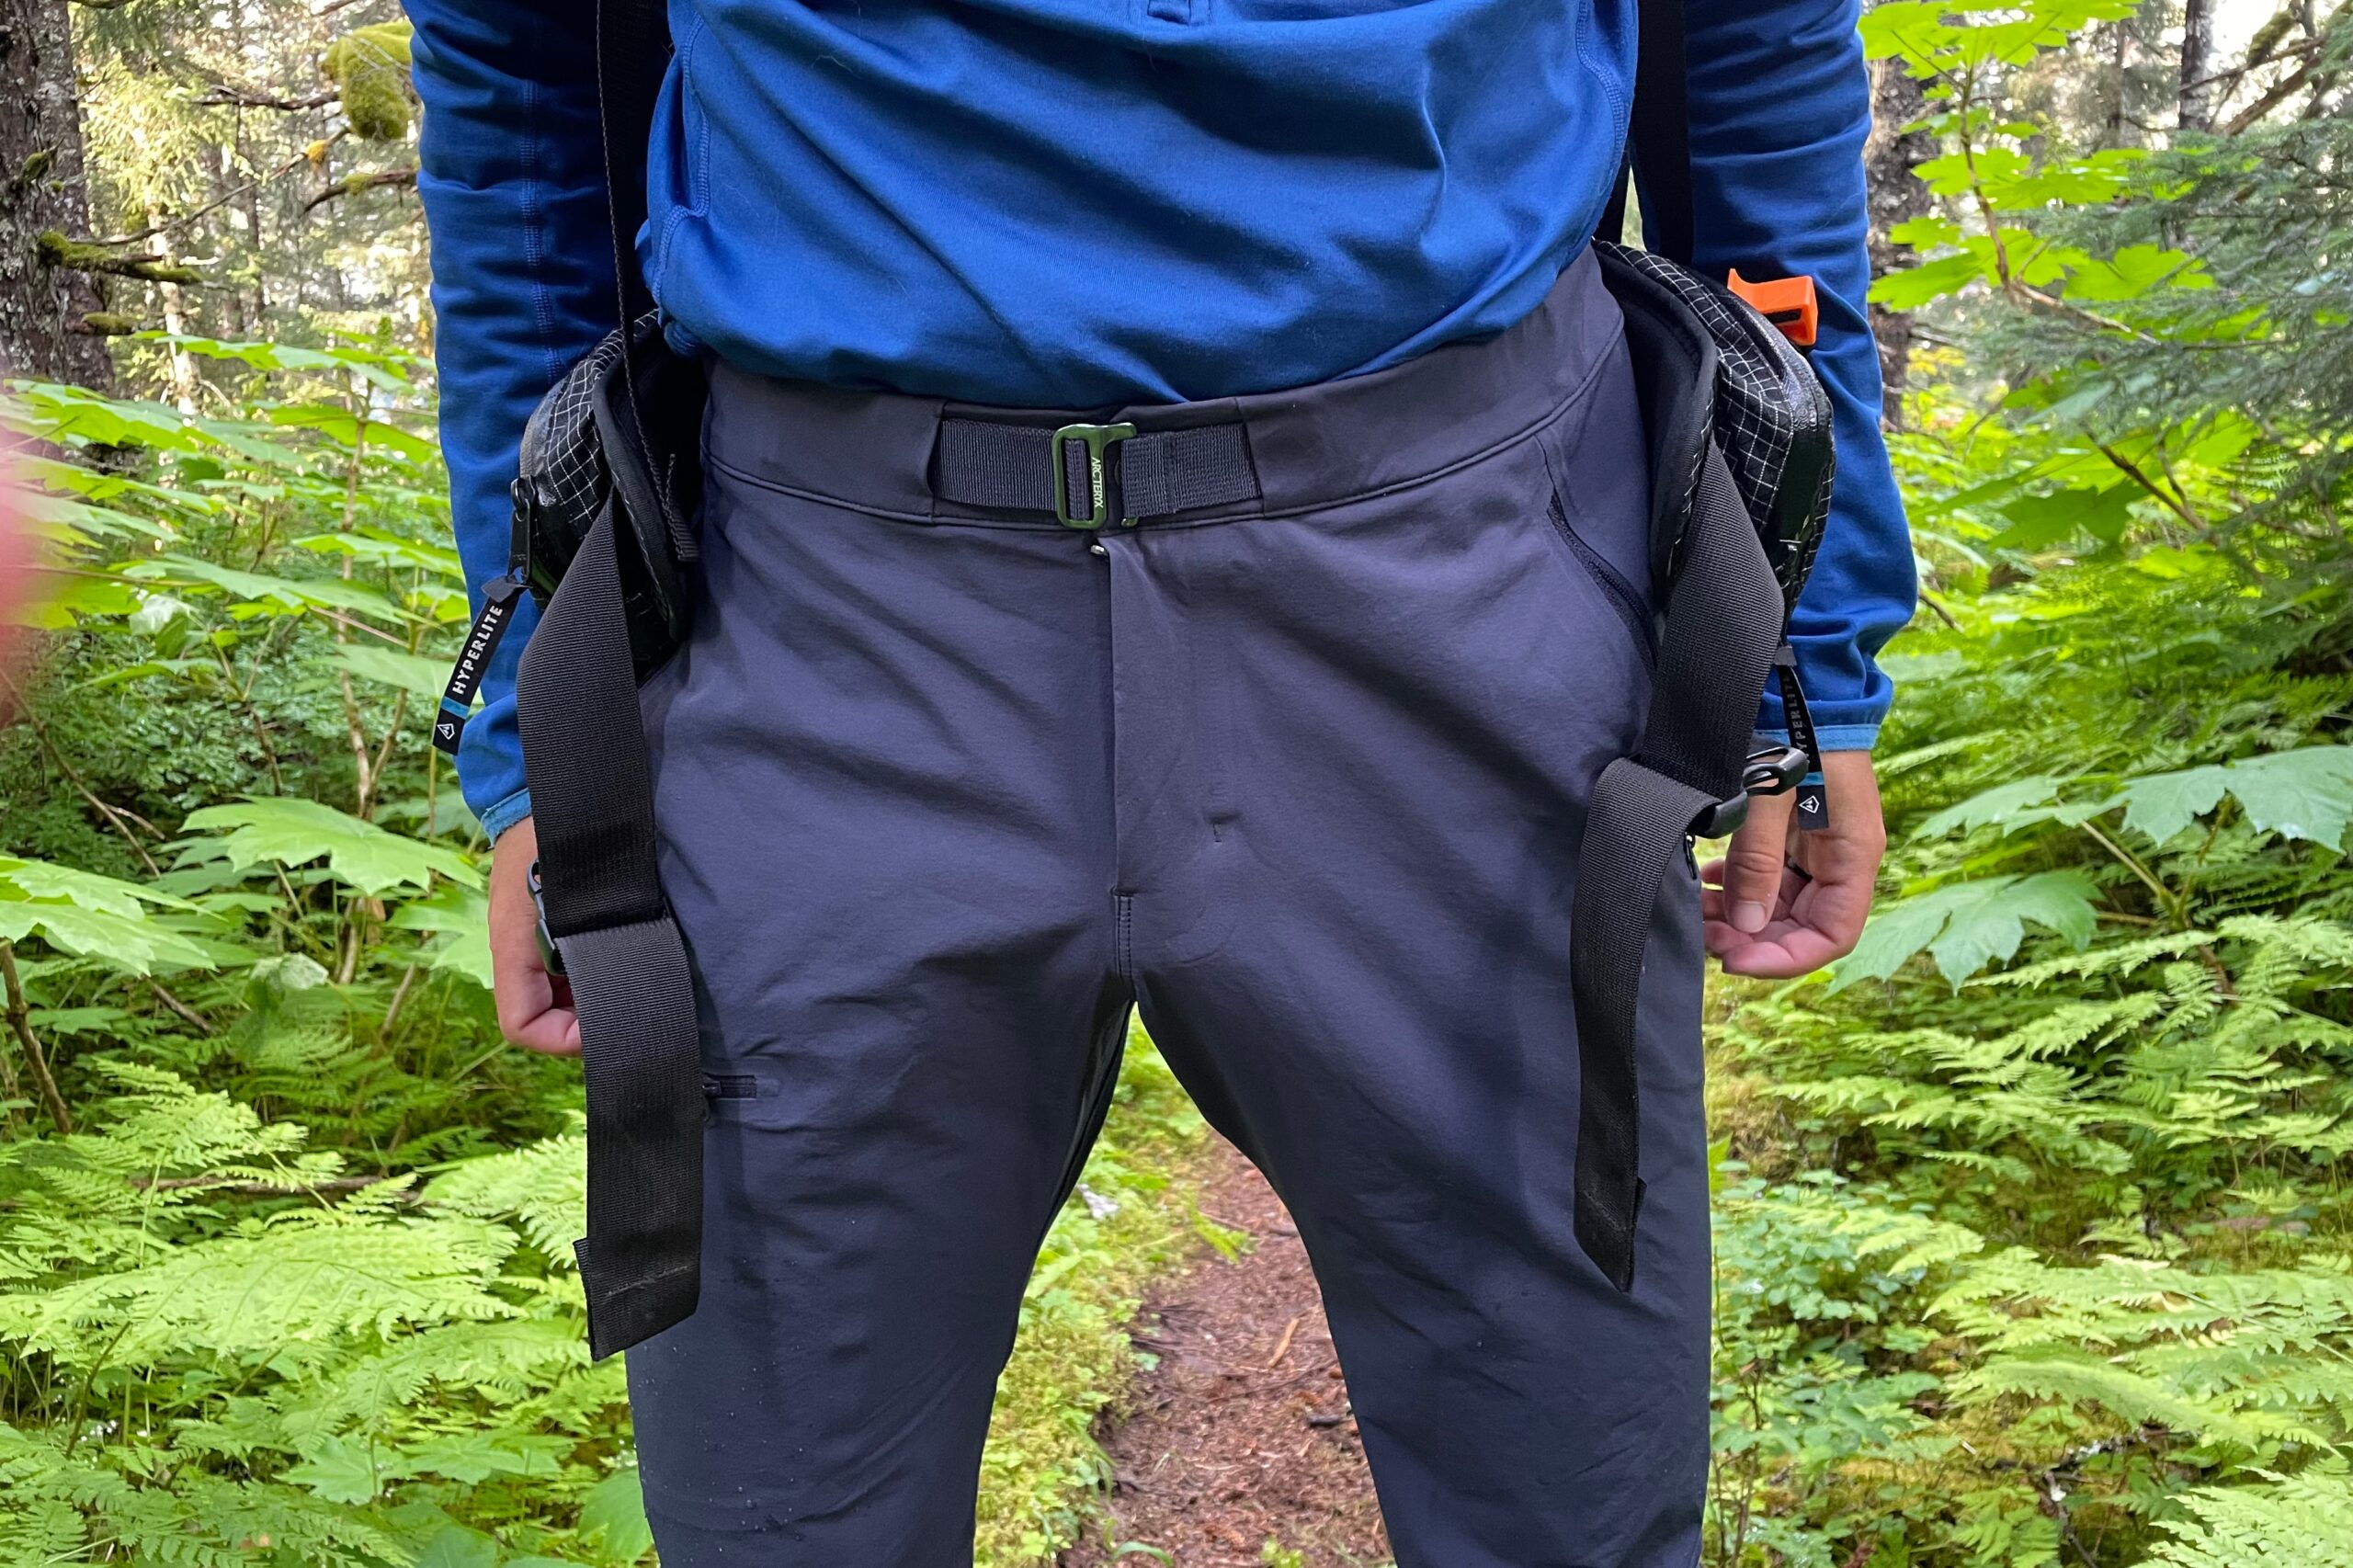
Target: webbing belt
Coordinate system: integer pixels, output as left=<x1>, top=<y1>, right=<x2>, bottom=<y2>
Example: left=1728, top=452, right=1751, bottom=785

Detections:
left=934, top=417, right=1261, bottom=526
left=1569, top=444, right=1780, bottom=1291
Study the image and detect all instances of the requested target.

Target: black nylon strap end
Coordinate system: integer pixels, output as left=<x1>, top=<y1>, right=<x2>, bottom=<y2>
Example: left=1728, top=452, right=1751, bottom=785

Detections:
left=564, top=915, right=706, bottom=1361
left=1573, top=1176, right=1644, bottom=1293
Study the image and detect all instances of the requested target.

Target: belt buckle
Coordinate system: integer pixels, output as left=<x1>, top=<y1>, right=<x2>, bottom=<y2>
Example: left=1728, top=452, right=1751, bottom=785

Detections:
left=1051, top=421, right=1136, bottom=530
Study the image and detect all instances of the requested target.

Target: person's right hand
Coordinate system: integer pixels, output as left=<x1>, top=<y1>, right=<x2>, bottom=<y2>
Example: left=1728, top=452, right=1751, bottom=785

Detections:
left=488, top=816, right=581, bottom=1054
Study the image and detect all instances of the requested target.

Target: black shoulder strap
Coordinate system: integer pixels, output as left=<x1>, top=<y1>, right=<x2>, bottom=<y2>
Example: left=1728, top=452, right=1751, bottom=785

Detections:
left=1598, top=0, right=1696, bottom=265
left=595, top=0, right=668, bottom=332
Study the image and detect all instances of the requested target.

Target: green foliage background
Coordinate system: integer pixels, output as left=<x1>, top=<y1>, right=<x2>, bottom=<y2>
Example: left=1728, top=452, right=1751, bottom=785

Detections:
left=3, top=0, right=2351, bottom=1564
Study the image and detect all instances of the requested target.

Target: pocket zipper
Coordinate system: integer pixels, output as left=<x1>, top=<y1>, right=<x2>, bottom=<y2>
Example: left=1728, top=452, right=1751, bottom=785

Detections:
left=702, top=1073, right=757, bottom=1101
left=1547, top=494, right=1659, bottom=668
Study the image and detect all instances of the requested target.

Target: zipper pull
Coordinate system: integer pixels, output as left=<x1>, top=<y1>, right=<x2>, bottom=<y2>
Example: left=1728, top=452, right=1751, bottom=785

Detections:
left=433, top=575, right=524, bottom=757
left=1770, top=643, right=1829, bottom=833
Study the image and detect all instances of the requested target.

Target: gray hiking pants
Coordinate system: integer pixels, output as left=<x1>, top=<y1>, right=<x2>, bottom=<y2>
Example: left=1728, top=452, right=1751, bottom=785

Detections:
left=624, top=246, right=1710, bottom=1567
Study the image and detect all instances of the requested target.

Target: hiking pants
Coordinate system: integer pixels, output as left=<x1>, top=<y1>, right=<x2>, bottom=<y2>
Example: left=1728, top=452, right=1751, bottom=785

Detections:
left=625, top=247, right=1711, bottom=1567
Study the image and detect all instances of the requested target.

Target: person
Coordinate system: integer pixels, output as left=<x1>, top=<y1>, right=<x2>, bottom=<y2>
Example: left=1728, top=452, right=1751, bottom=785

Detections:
left=403, top=0, right=1915, bottom=1561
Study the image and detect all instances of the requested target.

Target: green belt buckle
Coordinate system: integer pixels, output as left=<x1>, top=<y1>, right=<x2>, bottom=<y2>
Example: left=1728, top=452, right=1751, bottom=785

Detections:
left=1051, top=422, right=1136, bottom=530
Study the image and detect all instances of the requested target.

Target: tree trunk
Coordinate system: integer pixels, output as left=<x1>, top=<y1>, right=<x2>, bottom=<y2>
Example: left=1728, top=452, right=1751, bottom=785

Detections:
left=2178, top=0, right=2216, bottom=133
left=1865, top=56, right=1934, bottom=424
left=0, top=0, right=112, bottom=388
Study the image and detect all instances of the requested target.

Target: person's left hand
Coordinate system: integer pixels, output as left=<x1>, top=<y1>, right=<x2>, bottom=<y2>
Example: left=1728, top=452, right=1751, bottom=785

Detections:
left=1700, top=748, right=1886, bottom=978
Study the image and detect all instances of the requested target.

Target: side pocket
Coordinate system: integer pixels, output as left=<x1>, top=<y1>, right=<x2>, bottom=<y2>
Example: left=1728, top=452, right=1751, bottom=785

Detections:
left=1546, top=490, right=1659, bottom=669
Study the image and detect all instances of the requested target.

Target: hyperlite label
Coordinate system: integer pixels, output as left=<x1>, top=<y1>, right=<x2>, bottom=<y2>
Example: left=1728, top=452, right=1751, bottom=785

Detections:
left=433, top=577, right=523, bottom=756
left=1771, top=648, right=1829, bottom=833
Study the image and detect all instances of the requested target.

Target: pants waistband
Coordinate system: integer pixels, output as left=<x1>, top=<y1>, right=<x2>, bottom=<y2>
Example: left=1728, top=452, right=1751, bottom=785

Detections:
left=701, top=244, right=1624, bottom=526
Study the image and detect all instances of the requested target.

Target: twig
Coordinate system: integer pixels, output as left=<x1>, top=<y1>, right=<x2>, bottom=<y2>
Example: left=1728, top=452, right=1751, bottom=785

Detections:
left=302, top=167, right=416, bottom=212
left=1265, top=1313, right=1302, bottom=1369
left=379, top=963, right=419, bottom=1042
left=196, top=85, right=339, bottom=113
left=0, top=942, right=74, bottom=1135
left=146, top=980, right=212, bottom=1036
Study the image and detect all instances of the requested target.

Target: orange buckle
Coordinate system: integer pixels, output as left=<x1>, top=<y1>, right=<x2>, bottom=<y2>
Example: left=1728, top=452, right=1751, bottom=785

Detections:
left=1726, top=270, right=1818, bottom=348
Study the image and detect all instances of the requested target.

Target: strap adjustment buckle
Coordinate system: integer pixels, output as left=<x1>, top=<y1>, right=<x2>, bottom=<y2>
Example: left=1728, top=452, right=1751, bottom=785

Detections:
left=527, top=858, right=566, bottom=976
left=1051, top=422, right=1137, bottom=530
left=1694, top=743, right=1814, bottom=838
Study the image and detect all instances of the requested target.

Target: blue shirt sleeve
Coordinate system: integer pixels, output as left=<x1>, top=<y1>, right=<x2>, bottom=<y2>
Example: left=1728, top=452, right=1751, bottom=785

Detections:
left=407, top=0, right=617, bottom=839
left=1682, top=0, right=1918, bottom=751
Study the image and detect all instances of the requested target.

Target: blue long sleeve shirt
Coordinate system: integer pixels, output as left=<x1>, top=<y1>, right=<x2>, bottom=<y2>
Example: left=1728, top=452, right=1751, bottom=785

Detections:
left=407, top=0, right=1915, bottom=842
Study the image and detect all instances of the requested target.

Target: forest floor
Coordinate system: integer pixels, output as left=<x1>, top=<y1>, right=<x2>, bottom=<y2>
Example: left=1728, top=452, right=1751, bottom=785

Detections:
left=1063, top=1140, right=1392, bottom=1568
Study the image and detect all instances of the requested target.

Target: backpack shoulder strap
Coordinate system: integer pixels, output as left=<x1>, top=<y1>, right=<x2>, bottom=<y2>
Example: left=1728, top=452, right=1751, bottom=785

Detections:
left=1599, top=0, right=1696, bottom=264
left=595, top=0, right=670, bottom=332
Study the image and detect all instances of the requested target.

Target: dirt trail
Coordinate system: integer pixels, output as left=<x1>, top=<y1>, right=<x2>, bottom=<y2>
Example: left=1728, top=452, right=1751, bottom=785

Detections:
left=1063, top=1139, right=1391, bottom=1568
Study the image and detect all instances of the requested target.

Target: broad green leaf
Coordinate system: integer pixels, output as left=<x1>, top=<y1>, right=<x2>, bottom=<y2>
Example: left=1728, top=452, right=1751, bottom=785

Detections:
left=284, top=1433, right=383, bottom=1505
left=7, top=566, right=142, bottom=628
left=152, top=331, right=424, bottom=392
left=402, top=1431, right=567, bottom=1483
left=2119, top=764, right=2231, bottom=845
left=413, top=1526, right=501, bottom=1568
left=2118, top=748, right=2353, bottom=848
left=1871, top=253, right=1990, bottom=312
left=127, top=554, right=408, bottom=622
left=1914, top=777, right=2062, bottom=839
left=335, top=642, right=452, bottom=700
left=0, top=858, right=197, bottom=919
left=267, top=403, right=439, bottom=461
left=1987, top=487, right=2134, bottom=551
left=580, top=1468, right=656, bottom=1565
left=0, top=858, right=217, bottom=974
left=180, top=797, right=481, bottom=895
left=2063, top=244, right=2213, bottom=302
left=299, top=529, right=464, bottom=577
left=1830, top=871, right=2099, bottom=991
left=2226, top=747, right=2353, bottom=847
left=389, top=883, right=494, bottom=988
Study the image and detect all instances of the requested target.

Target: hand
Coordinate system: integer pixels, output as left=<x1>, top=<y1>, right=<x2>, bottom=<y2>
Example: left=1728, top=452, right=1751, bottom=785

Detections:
left=1700, top=749, right=1887, bottom=979
left=488, top=817, right=581, bottom=1054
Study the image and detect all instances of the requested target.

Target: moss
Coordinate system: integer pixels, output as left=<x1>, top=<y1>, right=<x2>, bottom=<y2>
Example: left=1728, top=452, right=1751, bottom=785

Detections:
left=324, top=22, right=416, bottom=142
left=37, top=230, right=204, bottom=287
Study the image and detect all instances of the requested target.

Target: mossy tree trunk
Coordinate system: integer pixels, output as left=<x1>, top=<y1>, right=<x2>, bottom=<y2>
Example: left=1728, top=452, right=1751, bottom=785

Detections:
left=0, top=0, right=113, bottom=389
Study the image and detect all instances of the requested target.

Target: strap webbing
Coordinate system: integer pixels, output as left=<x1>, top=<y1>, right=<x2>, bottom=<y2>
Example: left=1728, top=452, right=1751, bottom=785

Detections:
left=1600, top=0, right=1695, bottom=264
left=1571, top=445, right=1779, bottom=1292
left=516, top=507, right=704, bottom=1359
left=935, top=418, right=1261, bottom=521
left=595, top=0, right=665, bottom=331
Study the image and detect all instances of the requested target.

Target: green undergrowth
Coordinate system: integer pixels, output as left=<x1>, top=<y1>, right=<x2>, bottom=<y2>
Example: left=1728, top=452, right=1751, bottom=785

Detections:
left=977, top=1028, right=1212, bottom=1566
